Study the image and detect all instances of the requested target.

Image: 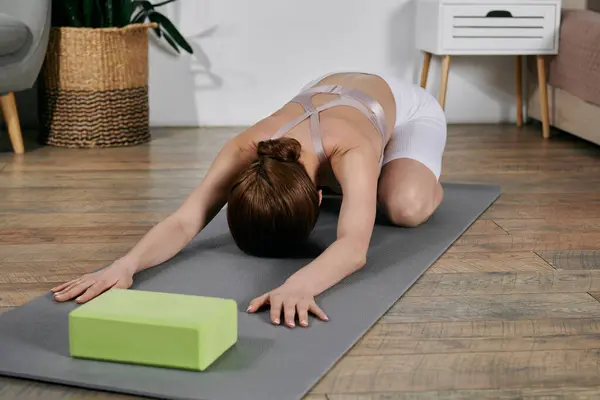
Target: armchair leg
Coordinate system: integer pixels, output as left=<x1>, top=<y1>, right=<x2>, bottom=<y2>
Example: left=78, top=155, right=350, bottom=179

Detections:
left=0, top=92, right=24, bottom=154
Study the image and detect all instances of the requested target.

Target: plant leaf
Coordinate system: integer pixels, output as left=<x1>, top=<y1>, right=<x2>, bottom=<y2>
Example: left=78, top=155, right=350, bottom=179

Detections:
left=57, top=0, right=83, bottom=27
left=153, top=0, right=178, bottom=7
left=132, top=9, right=147, bottom=23
left=162, top=30, right=181, bottom=54
left=106, top=0, right=114, bottom=26
left=132, top=1, right=155, bottom=11
left=120, top=0, right=135, bottom=25
left=148, top=11, right=193, bottom=54
left=94, top=0, right=106, bottom=27
left=132, top=12, right=146, bottom=23
left=83, top=0, right=94, bottom=26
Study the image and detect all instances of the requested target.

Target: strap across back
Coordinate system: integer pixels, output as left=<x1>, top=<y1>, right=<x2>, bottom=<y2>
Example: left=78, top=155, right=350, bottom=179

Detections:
left=270, top=84, right=388, bottom=165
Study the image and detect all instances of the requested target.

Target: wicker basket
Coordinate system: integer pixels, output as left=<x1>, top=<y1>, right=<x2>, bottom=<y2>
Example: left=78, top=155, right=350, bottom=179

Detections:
left=39, top=23, right=156, bottom=148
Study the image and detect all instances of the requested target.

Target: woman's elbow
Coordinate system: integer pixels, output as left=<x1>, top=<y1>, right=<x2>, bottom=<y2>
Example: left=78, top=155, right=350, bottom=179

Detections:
left=350, top=243, right=368, bottom=271
left=355, top=254, right=367, bottom=271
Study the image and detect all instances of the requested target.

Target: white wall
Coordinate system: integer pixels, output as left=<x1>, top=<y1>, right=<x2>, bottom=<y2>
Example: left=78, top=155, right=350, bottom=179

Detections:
left=148, top=0, right=520, bottom=127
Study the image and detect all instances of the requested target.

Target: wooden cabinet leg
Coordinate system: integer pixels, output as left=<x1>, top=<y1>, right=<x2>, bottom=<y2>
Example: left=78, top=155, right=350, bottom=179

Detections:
left=420, top=52, right=432, bottom=89
left=515, top=55, right=523, bottom=128
left=0, top=92, right=24, bottom=154
left=438, top=55, right=451, bottom=111
left=536, top=55, right=550, bottom=139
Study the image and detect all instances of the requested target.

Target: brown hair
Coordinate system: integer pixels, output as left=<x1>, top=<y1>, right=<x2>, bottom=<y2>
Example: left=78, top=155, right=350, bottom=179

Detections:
left=227, top=137, right=320, bottom=257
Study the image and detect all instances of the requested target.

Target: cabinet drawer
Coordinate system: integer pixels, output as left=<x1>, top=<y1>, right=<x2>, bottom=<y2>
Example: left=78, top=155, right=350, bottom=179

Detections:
left=442, top=4, right=558, bottom=52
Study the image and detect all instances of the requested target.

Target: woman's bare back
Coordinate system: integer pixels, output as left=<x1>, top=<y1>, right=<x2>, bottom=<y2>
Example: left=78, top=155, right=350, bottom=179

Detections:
left=238, top=72, right=398, bottom=188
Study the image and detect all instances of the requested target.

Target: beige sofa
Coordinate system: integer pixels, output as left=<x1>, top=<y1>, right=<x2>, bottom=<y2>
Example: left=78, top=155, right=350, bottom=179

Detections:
left=527, top=1, right=600, bottom=146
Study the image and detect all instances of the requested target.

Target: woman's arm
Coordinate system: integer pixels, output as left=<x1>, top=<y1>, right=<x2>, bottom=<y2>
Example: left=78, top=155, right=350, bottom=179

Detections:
left=247, top=146, right=380, bottom=326
left=285, top=146, right=380, bottom=295
left=119, top=137, right=254, bottom=274
left=52, top=133, right=257, bottom=303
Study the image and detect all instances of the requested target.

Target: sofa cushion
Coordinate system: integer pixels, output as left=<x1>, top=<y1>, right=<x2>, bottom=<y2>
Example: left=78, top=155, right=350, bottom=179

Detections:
left=0, top=13, right=29, bottom=56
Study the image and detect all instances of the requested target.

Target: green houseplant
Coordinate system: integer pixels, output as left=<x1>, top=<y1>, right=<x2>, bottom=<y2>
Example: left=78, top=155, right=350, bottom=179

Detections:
left=40, top=0, right=193, bottom=148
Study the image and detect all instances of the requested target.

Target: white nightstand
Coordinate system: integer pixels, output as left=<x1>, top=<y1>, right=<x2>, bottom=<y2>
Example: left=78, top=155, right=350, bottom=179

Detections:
left=415, top=0, right=562, bottom=138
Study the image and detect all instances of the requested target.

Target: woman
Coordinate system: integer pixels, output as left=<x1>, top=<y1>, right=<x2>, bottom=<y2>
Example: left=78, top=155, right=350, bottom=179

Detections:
left=51, top=71, right=447, bottom=328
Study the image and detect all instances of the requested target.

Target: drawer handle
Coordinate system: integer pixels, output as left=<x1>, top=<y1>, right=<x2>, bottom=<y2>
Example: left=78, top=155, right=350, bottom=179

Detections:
left=486, top=10, right=513, bottom=18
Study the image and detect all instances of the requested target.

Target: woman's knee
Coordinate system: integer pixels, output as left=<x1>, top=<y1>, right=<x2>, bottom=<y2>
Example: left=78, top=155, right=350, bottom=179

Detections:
left=380, top=184, right=442, bottom=227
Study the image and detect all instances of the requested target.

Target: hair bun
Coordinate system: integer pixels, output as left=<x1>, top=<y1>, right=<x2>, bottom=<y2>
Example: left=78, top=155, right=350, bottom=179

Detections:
left=257, top=138, right=301, bottom=162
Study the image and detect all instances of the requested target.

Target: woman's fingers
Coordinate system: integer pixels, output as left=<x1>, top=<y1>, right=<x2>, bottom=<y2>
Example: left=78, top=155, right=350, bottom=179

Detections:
left=283, top=299, right=297, bottom=328
left=309, top=301, right=329, bottom=322
left=74, top=280, right=113, bottom=304
left=53, top=277, right=87, bottom=296
left=247, top=293, right=268, bottom=313
left=53, top=280, right=94, bottom=302
left=297, top=302, right=310, bottom=327
left=51, top=279, right=78, bottom=293
left=269, top=296, right=283, bottom=325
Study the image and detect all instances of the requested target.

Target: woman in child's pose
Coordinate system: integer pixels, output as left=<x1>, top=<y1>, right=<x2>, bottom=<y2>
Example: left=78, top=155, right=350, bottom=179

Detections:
left=52, top=71, right=447, bottom=328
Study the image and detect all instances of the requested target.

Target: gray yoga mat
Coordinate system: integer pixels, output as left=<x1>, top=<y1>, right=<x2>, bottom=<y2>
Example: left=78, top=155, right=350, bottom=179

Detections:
left=0, top=182, right=500, bottom=400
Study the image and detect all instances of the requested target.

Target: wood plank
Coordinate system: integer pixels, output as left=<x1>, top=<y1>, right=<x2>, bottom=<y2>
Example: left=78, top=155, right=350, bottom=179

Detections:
left=489, top=193, right=600, bottom=207
left=0, top=262, right=103, bottom=301
left=0, top=243, right=135, bottom=263
left=495, top=218, right=600, bottom=234
left=589, top=293, right=600, bottom=303
left=0, top=199, right=182, bottom=213
left=349, top=318, right=600, bottom=356
left=444, top=158, right=600, bottom=174
left=428, top=252, right=554, bottom=273
left=0, top=227, right=149, bottom=245
left=462, top=221, right=507, bottom=235
left=447, top=233, right=600, bottom=253
left=535, top=250, right=600, bottom=270
left=0, top=287, right=48, bottom=307
left=483, top=194, right=600, bottom=219
left=3, top=160, right=210, bottom=172
left=0, top=377, right=143, bottom=399
left=0, top=377, right=324, bottom=399
left=1, top=169, right=207, bottom=180
left=0, top=170, right=205, bottom=189
left=1, top=187, right=191, bottom=202
left=326, top=387, right=600, bottom=400
left=382, top=293, right=600, bottom=323
left=444, top=143, right=600, bottom=156
left=484, top=204, right=600, bottom=220
left=444, top=125, right=598, bottom=149
left=0, top=233, right=146, bottom=245
left=440, top=173, right=600, bottom=194
left=0, top=261, right=106, bottom=277
left=0, top=213, right=167, bottom=228
left=312, top=349, right=600, bottom=394
left=406, top=270, right=600, bottom=297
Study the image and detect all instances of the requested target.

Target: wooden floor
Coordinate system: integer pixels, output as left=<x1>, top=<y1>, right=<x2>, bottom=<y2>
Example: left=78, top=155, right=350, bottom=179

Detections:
left=1, top=124, right=600, bottom=399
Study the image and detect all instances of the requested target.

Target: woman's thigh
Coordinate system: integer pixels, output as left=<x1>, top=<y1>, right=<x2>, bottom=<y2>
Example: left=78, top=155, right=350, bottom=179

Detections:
left=377, top=101, right=447, bottom=227
left=377, top=158, right=443, bottom=227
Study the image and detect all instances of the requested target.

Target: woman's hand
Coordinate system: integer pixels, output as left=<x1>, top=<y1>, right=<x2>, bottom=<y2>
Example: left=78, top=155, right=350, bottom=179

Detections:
left=247, top=282, right=329, bottom=328
left=51, top=262, right=135, bottom=304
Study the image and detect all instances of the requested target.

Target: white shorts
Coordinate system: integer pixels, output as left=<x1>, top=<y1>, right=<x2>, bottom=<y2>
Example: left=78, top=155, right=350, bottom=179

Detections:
left=377, top=72, right=447, bottom=180
left=300, top=71, right=447, bottom=180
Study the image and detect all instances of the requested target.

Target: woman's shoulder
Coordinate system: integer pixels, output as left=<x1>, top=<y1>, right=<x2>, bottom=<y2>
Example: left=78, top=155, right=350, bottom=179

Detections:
left=232, top=116, right=279, bottom=143
left=320, top=117, right=379, bottom=160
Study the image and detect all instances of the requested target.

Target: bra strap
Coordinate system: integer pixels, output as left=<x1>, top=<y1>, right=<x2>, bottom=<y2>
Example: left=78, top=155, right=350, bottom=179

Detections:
left=303, top=85, right=388, bottom=137
left=271, top=84, right=388, bottom=165
left=270, top=93, right=327, bottom=163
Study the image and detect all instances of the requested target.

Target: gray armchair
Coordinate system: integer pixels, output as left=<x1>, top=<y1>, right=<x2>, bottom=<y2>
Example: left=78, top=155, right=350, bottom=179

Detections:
left=0, top=0, right=51, bottom=154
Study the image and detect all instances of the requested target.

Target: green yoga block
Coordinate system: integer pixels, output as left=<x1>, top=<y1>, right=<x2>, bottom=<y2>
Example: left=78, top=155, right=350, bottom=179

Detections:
left=68, top=289, right=238, bottom=371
